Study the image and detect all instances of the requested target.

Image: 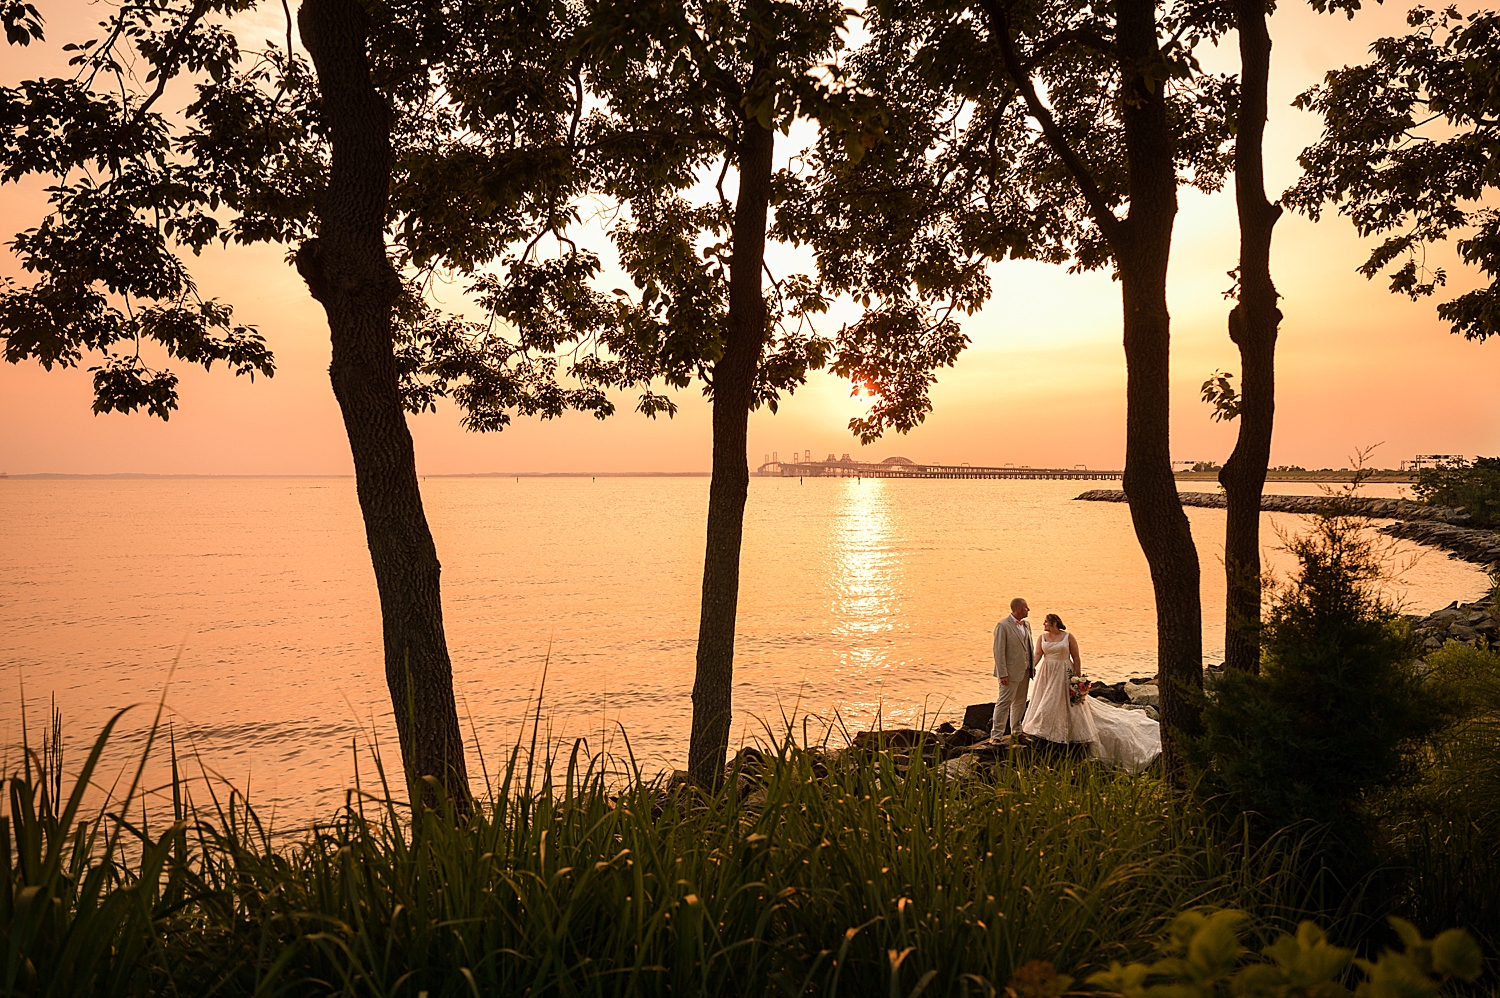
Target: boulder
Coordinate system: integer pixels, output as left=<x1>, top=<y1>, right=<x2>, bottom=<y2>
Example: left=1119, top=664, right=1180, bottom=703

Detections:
left=963, top=702, right=996, bottom=731
left=942, top=754, right=982, bottom=780
left=946, top=726, right=986, bottom=748
left=1448, top=624, right=1480, bottom=643
left=1089, top=682, right=1129, bottom=704
left=851, top=728, right=925, bottom=752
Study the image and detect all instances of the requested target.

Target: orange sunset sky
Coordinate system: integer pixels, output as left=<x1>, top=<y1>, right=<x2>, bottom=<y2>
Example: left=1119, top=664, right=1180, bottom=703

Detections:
left=1, top=2, right=1497, bottom=476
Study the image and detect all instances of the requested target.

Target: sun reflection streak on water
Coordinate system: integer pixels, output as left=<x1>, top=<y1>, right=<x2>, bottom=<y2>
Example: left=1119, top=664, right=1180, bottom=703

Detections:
left=829, top=480, right=902, bottom=641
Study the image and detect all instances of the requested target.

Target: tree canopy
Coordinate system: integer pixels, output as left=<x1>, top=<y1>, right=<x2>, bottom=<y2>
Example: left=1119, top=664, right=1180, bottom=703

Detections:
left=1288, top=6, right=1500, bottom=343
left=0, top=0, right=295, bottom=417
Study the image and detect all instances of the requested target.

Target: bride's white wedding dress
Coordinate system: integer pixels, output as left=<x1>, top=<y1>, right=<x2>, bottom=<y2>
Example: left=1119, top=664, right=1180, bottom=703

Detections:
left=1021, top=632, right=1162, bottom=773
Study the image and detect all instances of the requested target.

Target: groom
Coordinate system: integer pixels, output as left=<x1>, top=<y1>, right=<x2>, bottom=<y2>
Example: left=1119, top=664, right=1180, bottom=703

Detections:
left=990, top=597, right=1034, bottom=741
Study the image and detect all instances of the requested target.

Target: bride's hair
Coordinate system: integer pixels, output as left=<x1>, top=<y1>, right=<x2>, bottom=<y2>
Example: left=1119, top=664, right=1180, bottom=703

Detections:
left=1044, top=613, right=1066, bottom=630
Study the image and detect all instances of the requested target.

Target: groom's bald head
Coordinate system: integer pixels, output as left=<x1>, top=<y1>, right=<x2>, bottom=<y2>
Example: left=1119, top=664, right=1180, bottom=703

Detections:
left=1010, top=598, right=1029, bottom=618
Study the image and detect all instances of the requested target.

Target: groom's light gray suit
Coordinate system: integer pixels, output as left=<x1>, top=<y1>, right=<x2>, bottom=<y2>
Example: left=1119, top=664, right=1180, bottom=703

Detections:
left=990, top=614, right=1034, bottom=738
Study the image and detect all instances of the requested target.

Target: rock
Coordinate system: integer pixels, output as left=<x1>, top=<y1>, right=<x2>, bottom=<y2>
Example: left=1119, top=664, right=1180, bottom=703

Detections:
left=1089, top=682, right=1129, bottom=704
left=1411, top=592, right=1499, bottom=652
left=1126, top=683, right=1160, bottom=709
left=963, top=702, right=996, bottom=731
left=946, top=726, right=985, bottom=748
left=952, top=739, right=1008, bottom=763
left=942, top=754, right=982, bottom=780
left=1118, top=703, right=1160, bottom=721
left=936, top=721, right=956, bottom=734
left=851, top=729, right=924, bottom=752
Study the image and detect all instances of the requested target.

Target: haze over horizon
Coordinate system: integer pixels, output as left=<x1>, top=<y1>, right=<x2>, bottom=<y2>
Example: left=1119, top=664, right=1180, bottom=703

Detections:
left=3, top=2, right=1497, bottom=476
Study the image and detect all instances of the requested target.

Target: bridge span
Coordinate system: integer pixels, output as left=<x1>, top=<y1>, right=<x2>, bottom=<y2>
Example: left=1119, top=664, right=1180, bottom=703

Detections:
left=755, top=455, right=1122, bottom=480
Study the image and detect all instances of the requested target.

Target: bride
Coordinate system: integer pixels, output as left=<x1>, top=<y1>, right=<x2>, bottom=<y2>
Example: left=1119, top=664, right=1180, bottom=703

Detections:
left=1020, top=613, right=1161, bottom=773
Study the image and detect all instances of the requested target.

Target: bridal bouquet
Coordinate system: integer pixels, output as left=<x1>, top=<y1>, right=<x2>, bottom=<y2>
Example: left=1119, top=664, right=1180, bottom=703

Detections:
left=1068, top=676, right=1092, bottom=706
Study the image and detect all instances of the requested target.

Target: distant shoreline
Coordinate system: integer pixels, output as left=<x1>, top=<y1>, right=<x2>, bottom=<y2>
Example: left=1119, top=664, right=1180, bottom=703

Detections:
left=4, top=470, right=1414, bottom=482
left=0, top=471, right=713, bottom=479
left=1174, top=471, right=1415, bottom=483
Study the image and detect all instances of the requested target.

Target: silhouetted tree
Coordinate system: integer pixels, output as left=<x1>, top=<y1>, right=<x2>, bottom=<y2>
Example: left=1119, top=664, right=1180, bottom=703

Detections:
left=1288, top=6, right=1500, bottom=347
left=579, top=0, right=881, bottom=786
left=784, top=0, right=1236, bottom=777
left=1, top=0, right=632, bottom=806
left=1213, top=0, right=1283, bottom=676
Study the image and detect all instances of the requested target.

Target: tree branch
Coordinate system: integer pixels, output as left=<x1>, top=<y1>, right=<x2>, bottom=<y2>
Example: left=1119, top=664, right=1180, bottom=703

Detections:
left=671, top=8, right=746, bottom=121
left=135, top=0, right=215, bottom=120
left=978, top=0, right=1124, bottom=246
left=1025, top=25, right=1114, bottom=69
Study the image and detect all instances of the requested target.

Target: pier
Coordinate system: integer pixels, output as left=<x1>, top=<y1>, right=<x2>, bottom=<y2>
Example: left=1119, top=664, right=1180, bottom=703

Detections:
left=755, top=454, right=1122, bottom=480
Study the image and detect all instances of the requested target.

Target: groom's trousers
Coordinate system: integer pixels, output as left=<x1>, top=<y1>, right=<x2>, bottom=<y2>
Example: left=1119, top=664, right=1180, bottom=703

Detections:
left=991, top=671, right=1030, bottom=738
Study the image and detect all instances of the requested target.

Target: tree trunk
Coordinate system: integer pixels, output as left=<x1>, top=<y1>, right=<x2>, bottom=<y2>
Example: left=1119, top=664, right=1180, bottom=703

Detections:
left=1115, top=0, right=1203, bottom=781
left=295, top=0, right=470, bottom=809
left=1218, top=0, right=1283, bottom=675
left=687, top=120, right=775, bottom=788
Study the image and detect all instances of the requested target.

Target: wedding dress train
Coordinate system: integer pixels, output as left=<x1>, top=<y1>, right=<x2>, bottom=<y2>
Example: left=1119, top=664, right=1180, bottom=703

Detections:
left=1021, top=632, right=1162, bottom=773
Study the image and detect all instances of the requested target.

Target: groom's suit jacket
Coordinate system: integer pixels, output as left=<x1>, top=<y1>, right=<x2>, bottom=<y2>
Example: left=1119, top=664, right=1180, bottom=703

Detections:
left=992, top=616, right=1034, bottom=679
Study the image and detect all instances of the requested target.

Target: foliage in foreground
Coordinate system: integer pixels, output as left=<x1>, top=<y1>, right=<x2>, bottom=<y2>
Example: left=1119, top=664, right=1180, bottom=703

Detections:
left=1087, top=908, right=1482, bottom=998
left=1, top=718, right=1323, bottom=997
left=1381, top=641, right=1500, bottom=949
left=1188, top=507, right=1437, bottom=870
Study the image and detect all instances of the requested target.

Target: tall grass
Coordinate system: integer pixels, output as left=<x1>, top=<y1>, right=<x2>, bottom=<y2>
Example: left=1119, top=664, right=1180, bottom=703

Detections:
left=4, top=719, right=1320, bottom=997
left=1381, top=640, right=1500, bottom=951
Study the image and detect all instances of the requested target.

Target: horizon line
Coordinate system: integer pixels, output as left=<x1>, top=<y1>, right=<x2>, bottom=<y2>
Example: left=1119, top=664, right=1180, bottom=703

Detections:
left=0, top=471, right=715, bottom=480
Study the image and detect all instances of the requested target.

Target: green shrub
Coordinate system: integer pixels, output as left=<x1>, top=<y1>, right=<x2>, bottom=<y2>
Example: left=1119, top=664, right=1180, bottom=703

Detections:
left=1423, top=641, right=1500, bottom=830
left=1085, top=908, right=1483, bottom=998
left=1413, top=457, right=1500, bottom=528
left=1381, top=642, right=1500, bottom=948
left=1189, top=509, right=1439, bottom=871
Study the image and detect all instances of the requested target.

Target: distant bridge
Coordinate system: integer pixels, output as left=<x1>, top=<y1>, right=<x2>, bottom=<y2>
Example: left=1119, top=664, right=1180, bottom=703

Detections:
left=755, top=455, right=1122, bottom=480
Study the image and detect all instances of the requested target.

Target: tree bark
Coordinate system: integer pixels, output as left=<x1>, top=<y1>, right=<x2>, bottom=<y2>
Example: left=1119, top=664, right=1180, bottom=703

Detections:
left=296, top=0, right=470, bottom=809
left=1218, top=0, right=1283, bottom=675
left=687, top=120, right=775, bottom=788
left=1115, top=0, right=1203, bottom=780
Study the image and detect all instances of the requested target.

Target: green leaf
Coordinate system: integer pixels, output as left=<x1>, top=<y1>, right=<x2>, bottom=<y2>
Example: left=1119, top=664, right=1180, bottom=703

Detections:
left=1187, top=910, right=1248, bottom=976
left=1428, top=929, right=1482, bottom=981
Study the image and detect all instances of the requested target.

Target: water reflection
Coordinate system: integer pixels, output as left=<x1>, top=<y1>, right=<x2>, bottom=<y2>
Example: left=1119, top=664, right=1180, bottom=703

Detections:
left=828, top=480, right=905, bottom=677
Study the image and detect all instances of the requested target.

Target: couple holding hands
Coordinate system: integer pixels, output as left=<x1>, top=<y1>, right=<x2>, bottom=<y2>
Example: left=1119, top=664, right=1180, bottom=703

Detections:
left=989, top=597, right=1161, bottom=772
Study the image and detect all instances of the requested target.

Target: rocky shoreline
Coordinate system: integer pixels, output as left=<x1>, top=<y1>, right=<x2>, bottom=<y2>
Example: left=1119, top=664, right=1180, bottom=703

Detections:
left=1409, top=591, right=1499, bottom=652
left=1380, top=520, right=1500, bottom=574
left=1075, top=489, right=1500, bottom=573
left=1074, top=488, right=1472, bottom=523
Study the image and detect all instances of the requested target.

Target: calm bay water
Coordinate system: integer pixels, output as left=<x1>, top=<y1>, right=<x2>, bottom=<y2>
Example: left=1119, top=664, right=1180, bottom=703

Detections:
left=0, top=475, right=1487, bottom=820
